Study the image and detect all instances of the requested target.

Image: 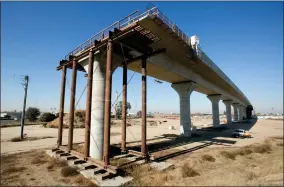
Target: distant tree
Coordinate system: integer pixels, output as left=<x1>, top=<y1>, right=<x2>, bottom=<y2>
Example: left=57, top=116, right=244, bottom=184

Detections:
left=115, top=101, right=131, bottom=119
left=136, top=111, right=142, bottom=118
left=256, top=113, right=261, bottom=116
left=39, top=112, right=56, bottom=122
left=26, top=107, right=40, bottom=122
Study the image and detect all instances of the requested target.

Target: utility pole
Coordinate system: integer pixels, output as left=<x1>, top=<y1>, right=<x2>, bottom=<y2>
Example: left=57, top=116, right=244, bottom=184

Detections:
left=20, top=75, right=29, bottom=140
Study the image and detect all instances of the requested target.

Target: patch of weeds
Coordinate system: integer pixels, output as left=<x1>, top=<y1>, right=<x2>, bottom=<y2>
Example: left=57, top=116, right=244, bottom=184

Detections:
left=247, top=171, right=258, bottom=180
left=237, top=146, right=253, bottom=156
left=10, top=136, right=23, bottom=142
left=276, top=142, right=283, bottom=146
left=74, top=176, right=97, bottom=187
left=2, top=166, right=26, bottom=174
left=31, top=156, right=48, bottom=165
left=201, top=154, right=215, bottom=162
left=47, top=158, right=68, bottom=171
left=180, top=163, right=200, bottom=178
left=61, top=166, right=79, bottom=177
left=253, top=143, right=272, bottom=154
left=220, top=151, right=236, bottom=160
left=110, top=158, right=129, bottom=167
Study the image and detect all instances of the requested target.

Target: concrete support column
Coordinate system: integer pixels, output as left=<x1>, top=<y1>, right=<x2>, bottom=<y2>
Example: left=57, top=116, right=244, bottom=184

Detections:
left=232, top=103, right=239, bottom=121
left=171, top=81, right=196, bottom=137
left=207, top=94, right=221, bottom=127
left=239, top=105, right=244, bottom=120
left=222, top=100, right=233, bottom=124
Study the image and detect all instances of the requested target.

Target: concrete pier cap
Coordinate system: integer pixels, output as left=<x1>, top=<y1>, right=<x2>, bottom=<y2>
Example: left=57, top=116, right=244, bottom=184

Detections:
left=222, top=100, right=233, bottom=124
left=207, top=94, right=221, bottom=127
left=171, top=81, right=196, bottom=137
left=78, top=49, right=122, bottom=160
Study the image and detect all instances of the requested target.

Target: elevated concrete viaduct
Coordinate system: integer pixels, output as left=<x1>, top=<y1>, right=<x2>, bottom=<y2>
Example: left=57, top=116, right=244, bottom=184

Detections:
left=55, top=7, right=253, bottom=173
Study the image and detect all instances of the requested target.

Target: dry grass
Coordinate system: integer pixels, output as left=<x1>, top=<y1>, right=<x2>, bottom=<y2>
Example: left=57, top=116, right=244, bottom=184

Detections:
left=110, top=158, right=129, bottom=167
left=47, top=158, right=68, bottom=171
left=61, top=166, right=79, bottom=177
left=2, top=166, right=27, bottom=174
left=220, top=150, right=237, bottom=160
left=9, top=136, right=54, bottom=142
left=74, top=176, right=98, bottom=187
left=201, top=154, right=215, bottom=162
left=123, top=136, right=283, bottom=186
left=180, top=163, right=200, bottom=178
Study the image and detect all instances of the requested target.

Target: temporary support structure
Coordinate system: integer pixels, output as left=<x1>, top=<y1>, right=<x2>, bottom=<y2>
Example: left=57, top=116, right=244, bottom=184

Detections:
left=57, top=65, right=66, bottom=147
left=84, top=50, right=94, bottom=158
left=68, top=59, right=78, bottom=151
left=103, top=40, right=113, bottom=167
left=121, top=61, right=127, bottom=153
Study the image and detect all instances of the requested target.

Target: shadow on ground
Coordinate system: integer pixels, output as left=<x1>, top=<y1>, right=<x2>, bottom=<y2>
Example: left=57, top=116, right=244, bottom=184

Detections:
left=110, top=118, right=258, bottom=161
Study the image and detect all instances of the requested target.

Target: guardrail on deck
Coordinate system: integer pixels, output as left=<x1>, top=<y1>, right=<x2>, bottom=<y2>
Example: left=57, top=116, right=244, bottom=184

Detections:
left=65, top=7, right=191, bottom=59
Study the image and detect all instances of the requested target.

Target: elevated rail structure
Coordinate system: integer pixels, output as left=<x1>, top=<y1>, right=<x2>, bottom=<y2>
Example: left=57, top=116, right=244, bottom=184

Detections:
left=56, top=6, right=253, bottom=177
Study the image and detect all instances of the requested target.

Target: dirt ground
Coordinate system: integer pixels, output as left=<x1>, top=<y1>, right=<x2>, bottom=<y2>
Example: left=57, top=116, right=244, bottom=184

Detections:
left=1, top=118, right=283, bottom=186
left=0, top=150, right=97, bottom=186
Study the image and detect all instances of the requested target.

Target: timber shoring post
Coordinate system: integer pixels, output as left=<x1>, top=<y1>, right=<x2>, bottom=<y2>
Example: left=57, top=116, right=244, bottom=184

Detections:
left=103, top=40, right=113, bottom=166
left=68, top=59, right=77, bottom=152
left=57, top=65, right=67, bottom=147
left=141, top=56, right=147, bottom=156
left=121, top=62, right=127, bottom=153
left=84, top=50, right=94, bottom=158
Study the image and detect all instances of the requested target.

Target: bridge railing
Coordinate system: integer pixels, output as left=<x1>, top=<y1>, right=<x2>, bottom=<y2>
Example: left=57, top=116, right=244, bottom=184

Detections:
left=65, top=7, right=191, bottom=59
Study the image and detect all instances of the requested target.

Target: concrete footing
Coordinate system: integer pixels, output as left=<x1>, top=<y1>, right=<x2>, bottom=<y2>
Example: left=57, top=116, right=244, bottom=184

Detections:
left=45, top=149, right=133, bottom=187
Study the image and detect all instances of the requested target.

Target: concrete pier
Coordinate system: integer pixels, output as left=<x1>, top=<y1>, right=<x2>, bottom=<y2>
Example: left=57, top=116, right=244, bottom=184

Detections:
left=172, top=82, right=196, bottom=137
left=222, top=100, right=233, bottom=124
left=207, top=94, right=221, bottom=127
left=232, top=103, right=239, bottom=121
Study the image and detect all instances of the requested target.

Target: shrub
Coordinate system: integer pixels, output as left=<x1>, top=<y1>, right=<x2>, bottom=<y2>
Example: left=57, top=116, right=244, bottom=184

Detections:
left=61, top=166, right=79, bottom=177
left=253, top=143, right=272, bottom=153
left=39, top=112, right=56, bottom=122
left=201, top=154, right=215, bottom=162
left=181, top=163, right=200, bottom=178
left=10, top=136, right=23, bottom=142
left=26, top=107, right=40, bottom=122
left=220, top=151, right=236, bottom=160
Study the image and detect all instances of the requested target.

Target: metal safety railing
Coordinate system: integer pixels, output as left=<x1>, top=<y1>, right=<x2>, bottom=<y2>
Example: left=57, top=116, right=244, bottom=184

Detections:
left=65, top=6, right=191, bottom=59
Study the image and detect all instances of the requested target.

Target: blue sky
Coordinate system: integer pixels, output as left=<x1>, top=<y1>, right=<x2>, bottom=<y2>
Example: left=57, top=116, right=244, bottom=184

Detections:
left=1, top=2, right=283, bottom=114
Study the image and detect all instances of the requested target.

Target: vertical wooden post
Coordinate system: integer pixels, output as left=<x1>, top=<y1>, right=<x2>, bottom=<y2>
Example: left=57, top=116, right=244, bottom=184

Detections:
left=68, top=59, right=77, bottom=152
left=84, top=50, right=94, bottom=158
left=141, top=56, right=147, bottom=156
left=57, top=65, right=66, bottom=147
left=103, top=41, right=113, bottom=166
left=121, top=62, right=127, bottom=153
